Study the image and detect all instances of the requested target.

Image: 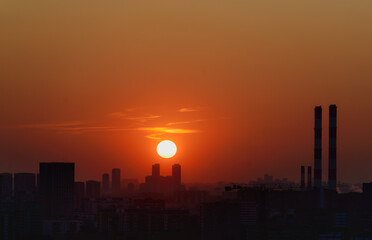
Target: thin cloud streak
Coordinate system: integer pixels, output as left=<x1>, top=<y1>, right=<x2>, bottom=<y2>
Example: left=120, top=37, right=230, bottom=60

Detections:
left=8, top=114, right=203, bottom=138
left=145, top=133, right=165, bottom=140
left=109, top=112, right=160, bottom=122
left=167, top=119, right=205, bottom=126
left=17, top=121, right=92, bottom=129
left=9, top=121, right=200, bottom=138
left=178, top=108, right=200, bottom=113
left=137, top=127, right=199, bottom=134
left=12, top=121, right=118, bottom=134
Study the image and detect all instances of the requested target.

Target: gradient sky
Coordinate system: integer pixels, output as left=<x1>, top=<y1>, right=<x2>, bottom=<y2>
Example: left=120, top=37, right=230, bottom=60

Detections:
left=1, top=0, right=372, bottom=183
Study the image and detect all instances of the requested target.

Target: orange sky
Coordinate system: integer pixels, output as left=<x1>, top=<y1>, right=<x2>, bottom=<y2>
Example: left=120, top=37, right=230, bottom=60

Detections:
left=0, top=0, right=372, bottom=183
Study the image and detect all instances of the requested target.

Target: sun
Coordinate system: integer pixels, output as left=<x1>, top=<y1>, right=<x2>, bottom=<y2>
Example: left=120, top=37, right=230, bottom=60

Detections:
left=157, top=140, right=177, bottom=158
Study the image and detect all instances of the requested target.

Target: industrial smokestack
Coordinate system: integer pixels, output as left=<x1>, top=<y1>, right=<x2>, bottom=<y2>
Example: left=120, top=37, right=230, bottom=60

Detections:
left=314, top=106, right=322, bottom=189
left=307, top=166, right=312, bottom=190
left=328, top=105, right=337, bottom=191
left=301, top=166, right=305, bottom=189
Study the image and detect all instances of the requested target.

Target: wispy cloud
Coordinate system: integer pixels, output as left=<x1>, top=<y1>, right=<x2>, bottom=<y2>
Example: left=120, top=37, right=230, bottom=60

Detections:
left=178, top=108, right=200, bottom=113
left=167, top=119, right=205, bottom=126
left=15, top=121, right=116, bottom=134
left=136, top=127, right=199, bottom=139
left=144, top=133, right=165, bottom=140
left=9, top=107, right=205, bottom=139
left=109, top=112, right=160, bottom=122
left=18, top=121, right=90, bottom=130
left=12, top=121, right=200, bottom=139
left=137, top=127, right=199, bottom=134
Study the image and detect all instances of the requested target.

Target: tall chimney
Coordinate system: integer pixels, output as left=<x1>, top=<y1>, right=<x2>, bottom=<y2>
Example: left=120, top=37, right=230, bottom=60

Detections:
left=301, top=166, right=305, bottom=189
left=314, top=106, right=322, bottom=188
left=307, top=166, right=312, bottom=190
left=328, top=105, right=337, bottom=191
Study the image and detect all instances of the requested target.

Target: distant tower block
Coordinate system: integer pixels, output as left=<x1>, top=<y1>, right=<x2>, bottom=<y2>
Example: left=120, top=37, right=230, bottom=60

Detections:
left=112, top=168, right=121, bottom=194
left=152, top=163, right=160, bottom=177
left=328, top=105, right=337, bottom=191
left=307, top=166, right=312, bottom=190
left=300, top=166, right=305, bottom=189
left=102, top=173, right=109, bottom=193
left=314, top=106, right=322, bottom=188
left=172, top=164, right=181, bottom=186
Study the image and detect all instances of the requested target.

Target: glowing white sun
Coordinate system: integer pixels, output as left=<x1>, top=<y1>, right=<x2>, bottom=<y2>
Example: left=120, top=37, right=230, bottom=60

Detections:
left=157, top=140, right=177, bottom=158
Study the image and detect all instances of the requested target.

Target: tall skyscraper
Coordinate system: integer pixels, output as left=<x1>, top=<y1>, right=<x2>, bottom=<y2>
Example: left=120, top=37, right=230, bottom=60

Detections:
left=39, top=162, right=74, bottom=219
left=152, top=163, right=160, bottom=177
left=86, top=180, right=101, bottom=198
left=172, top=164, right=181, bottom=186
left=328, top=104, right=337, bottom=191
left=102, top=173, right=110, bottom=193
left=314, top=106, right=322, bottom=189
left=14, top=173, right=36, bottom=197
left=112, top=168, right=121, bottom=194
left=0, top=173, right=12, bottom=202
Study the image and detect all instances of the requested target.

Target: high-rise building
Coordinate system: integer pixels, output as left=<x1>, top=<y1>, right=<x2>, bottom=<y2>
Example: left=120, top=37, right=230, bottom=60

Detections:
left=102, top=173, right=110, bottom=193
left=39, top=162, right=74, bottom=219
left=0, top=173, right=12, bottom=202
left=152, top=163, right=160, bottom=177
left=112, top=168, right=121, bottom=194
left=86, top=180, right=101, bottom=198
left=172, top=164, right=181, bottom=186
left=14, top=173, right=36, bottom=198
left=314, top=106, right=322, bottom=188
left=328, top=104, right=337, bottom=191
left=143, top=164, right=184, bottom=194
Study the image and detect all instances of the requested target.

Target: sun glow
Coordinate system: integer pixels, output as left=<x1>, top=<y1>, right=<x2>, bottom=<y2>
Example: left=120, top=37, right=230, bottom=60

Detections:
left=157, top=140, right=177, bottom=158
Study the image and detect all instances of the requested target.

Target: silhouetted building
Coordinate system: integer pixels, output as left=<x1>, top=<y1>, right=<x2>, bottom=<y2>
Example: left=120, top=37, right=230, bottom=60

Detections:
left=328, top=104, right=337, bottom=191
left=39, top=162, right=74, bottom=219
left=112, top=168, right=121, bottom=194
left=143, top=164, right=185, bottom=194
left=102, top=173, right=109, bottom=194
left=201, top=200, right=259, bottom=240
left=14, top=173, right=36, bottom=196
left=301, top=166, right=305, bottom=189
left=122, top=178, right=139, bottom=191
left=173, top=164, right=181, bottom=186
left=363, top=182, right=372, bottom=195
left=314, top=106, right=322, bottom=188
left=152, top=163, right=160, bottom=177
left=86, top=180, right=101, bottom=198
left=0, top=173, right=12, bottom=202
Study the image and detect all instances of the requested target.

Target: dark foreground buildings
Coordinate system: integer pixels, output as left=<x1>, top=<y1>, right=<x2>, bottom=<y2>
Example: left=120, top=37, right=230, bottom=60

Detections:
left=2, top=105, right=372, bottom=240
left=39, top=162, right=75, bottom=219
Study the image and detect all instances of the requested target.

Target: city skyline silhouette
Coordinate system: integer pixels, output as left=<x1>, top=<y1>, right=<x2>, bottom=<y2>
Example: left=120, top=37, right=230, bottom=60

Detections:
left=1, top=0, right=372, bottom=239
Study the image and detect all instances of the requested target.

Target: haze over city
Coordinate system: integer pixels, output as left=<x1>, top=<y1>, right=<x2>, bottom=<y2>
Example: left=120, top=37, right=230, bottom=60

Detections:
left=1, top=0, right=372, bottom=184
left=2, top=1, right=372, bottom=240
